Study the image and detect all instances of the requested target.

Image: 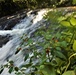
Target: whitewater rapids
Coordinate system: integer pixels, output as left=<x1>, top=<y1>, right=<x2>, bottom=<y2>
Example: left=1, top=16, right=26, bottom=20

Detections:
left=0, top=9, right=49, bottom=75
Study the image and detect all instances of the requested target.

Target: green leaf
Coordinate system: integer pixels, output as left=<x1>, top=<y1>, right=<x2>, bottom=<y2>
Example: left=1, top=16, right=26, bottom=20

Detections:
left=28, top=39, right=33, bottom=45
left=55, top=58, right=65, bottom=66
left=14, top=67, right=19, bottom=71
left=58, top=16, right=67, bottom=22
left=39, top=64, right=56, bottom=75
left=70, top=17, right=76, bottom=26
left=56, top=47, right=61, bottom=50
left=73, top=40, right=76, bottom=52
left=54, top=50, right=66, bottom=60
left=56, top=33, right=61, bottom=39
left=0, top=68, right=4, bottom=74
left=44, top=43, right=50, bottom=49
left=60, top=21, right=71, bottom=27
left=60, top=41, right=67, bottom=47
left=9, top=61, right=14, bottom=64
left=72, top=0, right=76, bottom=4
left=21, top=63, right=32, bottom=68
left=45, top=34, right=52, bottom=40
left=62, top=71, right=75, bottom=75
left=24, top=54, right=29, bottom=61
left=9, top=67, right=13, bottom=74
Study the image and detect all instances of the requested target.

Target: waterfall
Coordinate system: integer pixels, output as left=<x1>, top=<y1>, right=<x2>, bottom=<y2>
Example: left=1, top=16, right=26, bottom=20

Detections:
left=0, top=9, right=48, bottom=75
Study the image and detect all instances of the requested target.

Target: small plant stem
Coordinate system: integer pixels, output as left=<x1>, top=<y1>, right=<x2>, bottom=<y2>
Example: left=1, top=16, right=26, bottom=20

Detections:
left=65, top=53, right=76, bottom=72
left=47, top=53, right=51, bottom=62
left=69, top=29, right=75, bottom=45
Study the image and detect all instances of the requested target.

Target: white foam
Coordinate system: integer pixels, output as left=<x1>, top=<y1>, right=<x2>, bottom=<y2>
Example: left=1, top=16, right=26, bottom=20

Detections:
left=0, top=9, right=48, bottom=75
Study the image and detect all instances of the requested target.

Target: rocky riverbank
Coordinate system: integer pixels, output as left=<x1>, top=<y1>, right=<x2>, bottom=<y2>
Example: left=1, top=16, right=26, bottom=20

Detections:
left=0, top=9, right=39, bottom=47
left=0, top=7, right=76, bottom=47
left=0, top=9, right=28, bottom=30
left=0, top=9, right=28, bottom=47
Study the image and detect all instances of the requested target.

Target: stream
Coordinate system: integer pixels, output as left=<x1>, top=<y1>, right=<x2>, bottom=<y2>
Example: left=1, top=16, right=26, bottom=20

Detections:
left=0, top=9, right=48, bottom=75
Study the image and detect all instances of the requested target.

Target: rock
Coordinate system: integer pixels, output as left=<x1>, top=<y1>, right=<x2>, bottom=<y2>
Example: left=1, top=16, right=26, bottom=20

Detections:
left=30, top=10, right=39, bottom=15
left=4, top=18, right=20, bottom=30
left=0, top=9, right=28, bottom=47
left=0, top=9, right=27, bottom=30
left=0, top=35, right=11, bottom=47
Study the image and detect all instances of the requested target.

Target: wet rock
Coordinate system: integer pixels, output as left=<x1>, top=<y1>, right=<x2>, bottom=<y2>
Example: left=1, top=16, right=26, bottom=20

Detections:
left=4, top=18, right=20, bottom=30
left=0, top=9, right=27, bottom=30
left=0, top=35, right=11, bottom=47
left=30, top=10, right=39, bottom=15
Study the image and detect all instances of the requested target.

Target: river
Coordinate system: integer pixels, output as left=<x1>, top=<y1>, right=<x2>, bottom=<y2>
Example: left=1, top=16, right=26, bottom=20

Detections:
left=0, top=9, right=49, bottom=75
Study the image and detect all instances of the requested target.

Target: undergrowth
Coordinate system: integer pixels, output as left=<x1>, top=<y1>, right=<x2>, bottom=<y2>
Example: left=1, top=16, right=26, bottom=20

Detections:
left=0, top=9, right=76, bottom=75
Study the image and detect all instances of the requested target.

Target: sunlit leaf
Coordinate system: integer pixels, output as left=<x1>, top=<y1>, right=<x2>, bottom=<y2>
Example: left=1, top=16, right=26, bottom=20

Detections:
left=65, top=37, right=71, bottom=42
left=62, top=71, right=75, bottom=75
left=39, top=64, right=56, bottom=75
left=60, top=21, right=71, bottom=27
left=70, top=17, right=76, bottom=26
left=72, top=0, right=76, bottom=5
left=58, top=16, right=67, bottom=22
left=73, top=40, right=76, bottom=52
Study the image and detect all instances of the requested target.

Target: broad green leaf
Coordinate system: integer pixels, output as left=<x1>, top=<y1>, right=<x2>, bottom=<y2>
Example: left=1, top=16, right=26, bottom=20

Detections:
left=72, top=0, right=76, bottom=4
left=39, top=64, right=56, bottom=75
left=60, top=41, right=67, bottom=47
left=62, top=71, right=75, bottom=75
left=60, top=21, right=71, bottom=27
left=56, top=47, right=61, bottom=50
left=56, top=58, right=64, bottom=66
left=58, top=16, right=67, bottom=22
left=66, top=37, right=71, bottom=42
left=73, top=40, right=76, bottom=52
left=70, top=17, right=76, bottom=26
left=54, top=50, right=66, bottom=60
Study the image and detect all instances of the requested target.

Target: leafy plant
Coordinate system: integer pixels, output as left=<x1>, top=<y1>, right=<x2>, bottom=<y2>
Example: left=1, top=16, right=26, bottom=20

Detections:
left=1, top=8, right=76, bottom=75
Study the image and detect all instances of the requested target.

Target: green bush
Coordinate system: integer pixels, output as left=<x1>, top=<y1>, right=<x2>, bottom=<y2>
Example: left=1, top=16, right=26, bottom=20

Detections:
left=1, top=8, right=76, bottom=75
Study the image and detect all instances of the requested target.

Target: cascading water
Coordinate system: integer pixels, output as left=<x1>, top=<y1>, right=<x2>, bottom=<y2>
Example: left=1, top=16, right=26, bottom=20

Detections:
left=0, top=9, right=48, bottom=75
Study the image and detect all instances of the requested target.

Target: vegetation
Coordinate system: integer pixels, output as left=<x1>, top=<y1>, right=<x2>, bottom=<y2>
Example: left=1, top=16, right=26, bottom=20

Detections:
left=0, top=8, right=76, bottom=75
left=0, top=0, right=76, bottom=75
left=0, top=0, right=76, bottom=17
